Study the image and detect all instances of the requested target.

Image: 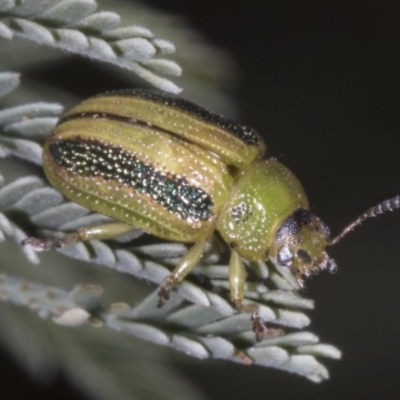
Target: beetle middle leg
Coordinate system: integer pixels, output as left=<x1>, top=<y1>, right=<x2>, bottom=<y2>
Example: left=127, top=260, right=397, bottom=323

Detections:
left=22, top=222, right=137, bottom=250
left=229, top=250, right=269, bottom=341
left=158, top=240, right=207, bottom=307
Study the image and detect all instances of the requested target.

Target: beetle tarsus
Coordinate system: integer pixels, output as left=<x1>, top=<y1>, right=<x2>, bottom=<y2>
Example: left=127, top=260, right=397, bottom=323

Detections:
left=21, top=237, right=64, bottom=251
left=157, top=287, right=170, bottom=308
left=251, top=311, right=284, bottom=341
left=157, top=274, right=179, bottom=308
left=251, top=311, right=266, bottom=341
left=232, top=298, right=267, bottom=342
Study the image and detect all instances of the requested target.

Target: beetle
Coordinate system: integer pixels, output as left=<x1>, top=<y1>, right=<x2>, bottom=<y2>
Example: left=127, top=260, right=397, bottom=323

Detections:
left=23, top=89, right=400, bottom=340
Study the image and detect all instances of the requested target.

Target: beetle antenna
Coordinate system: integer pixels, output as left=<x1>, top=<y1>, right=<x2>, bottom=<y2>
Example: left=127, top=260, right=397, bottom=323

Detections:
left=328, top=195, right=400, bottom=246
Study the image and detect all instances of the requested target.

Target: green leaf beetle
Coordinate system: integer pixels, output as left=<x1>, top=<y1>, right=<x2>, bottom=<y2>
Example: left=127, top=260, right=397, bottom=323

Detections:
left=24, top=89, right=400, bottom=340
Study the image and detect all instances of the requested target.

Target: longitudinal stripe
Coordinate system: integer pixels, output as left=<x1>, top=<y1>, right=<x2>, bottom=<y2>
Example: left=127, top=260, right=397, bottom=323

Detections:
left=98, top=89, right=260, bottom=146
left=57, top=111, right=149, bottom=129
left=57, top=111, right=195, bottom=144
left=48, top=138, right=214, bottom=221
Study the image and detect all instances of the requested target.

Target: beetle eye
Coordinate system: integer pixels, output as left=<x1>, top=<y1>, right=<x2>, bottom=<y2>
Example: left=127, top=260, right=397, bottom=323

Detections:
left=277, top=245, right=294, bottom=267
left=297, top=249, right=312, bottom=264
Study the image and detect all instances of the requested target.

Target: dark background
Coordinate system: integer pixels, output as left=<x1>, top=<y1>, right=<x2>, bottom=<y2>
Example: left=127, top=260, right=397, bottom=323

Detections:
left=2, top=0, right=400, bottom=399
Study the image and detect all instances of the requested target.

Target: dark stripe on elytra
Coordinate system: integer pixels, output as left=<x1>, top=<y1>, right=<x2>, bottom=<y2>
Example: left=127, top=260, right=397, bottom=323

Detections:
left=48, top=138, right=214, bottom=221
left=57, top=111, right=208, bottom=150
left=57, top=112, right=150, bottom=129
left=95, top=89, right=260, bottom=146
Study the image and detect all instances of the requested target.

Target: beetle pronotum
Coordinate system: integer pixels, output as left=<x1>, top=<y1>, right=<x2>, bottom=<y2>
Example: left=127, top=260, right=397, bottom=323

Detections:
left=23, top=89, right=400, bottom=340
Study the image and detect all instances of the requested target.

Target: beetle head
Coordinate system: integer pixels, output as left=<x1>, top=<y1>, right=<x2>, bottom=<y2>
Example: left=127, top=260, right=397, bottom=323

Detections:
left=271, top=195, right=400, bottom=286
left=271, top=208, right=337, bottom=285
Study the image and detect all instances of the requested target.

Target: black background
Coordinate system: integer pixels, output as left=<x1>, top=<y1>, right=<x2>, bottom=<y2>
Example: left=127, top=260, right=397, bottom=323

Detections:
left=1, top=0, right=400, bottom=399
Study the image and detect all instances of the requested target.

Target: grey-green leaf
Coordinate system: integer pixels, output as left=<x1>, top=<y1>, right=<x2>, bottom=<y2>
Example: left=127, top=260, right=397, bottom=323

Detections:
left=0, top=0, right=15, bottom=13
left=0, top=176, right=44, bottom=210
left=0, top=103, right=63, bottom=125
left=73, top=11, right=121, bottom=32
left=11, top=18, right=55, bottom=44
left=0, top=72, right=19, bottom=98
left=37, top=0, right=97, bottom=26
left=10, top=0, right=61, bottom=17
left=0, top=21, right=13, bottom=39
left=113, top=37, right=156, bottom=60
left=102, top=26, right=153, bottom=40
left=4, top=117, right=58, bottom=138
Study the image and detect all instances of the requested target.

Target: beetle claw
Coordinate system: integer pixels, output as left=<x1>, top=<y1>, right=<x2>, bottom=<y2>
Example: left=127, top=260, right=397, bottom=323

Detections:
left=157, top=287, right=170, bottom=308
left=251, top=312, right=283, bottom=341
left=158, top=274, right=180, bottom=308
left=251, top=311, right=266, bottom=341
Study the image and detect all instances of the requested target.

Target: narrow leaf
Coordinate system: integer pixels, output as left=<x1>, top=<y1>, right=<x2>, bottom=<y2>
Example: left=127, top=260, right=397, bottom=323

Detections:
left=37, top=0, right=97, bottom=26
left=73, top=11, right=121, bottom=32
left=11, top=18, right=55, bottom=44
left=0, top=72, right=19, bottom=98
left=114, top=37, right=156, bottom=61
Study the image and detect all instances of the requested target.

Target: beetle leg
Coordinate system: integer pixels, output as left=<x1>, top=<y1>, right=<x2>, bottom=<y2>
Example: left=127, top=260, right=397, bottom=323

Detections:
left=158, top=240, right=207, bottom=307
left=229, top=251, right=267, bottom=341
left=22, top=222, right=137, bottom=250
left=229, top=251, right=247, bottom=307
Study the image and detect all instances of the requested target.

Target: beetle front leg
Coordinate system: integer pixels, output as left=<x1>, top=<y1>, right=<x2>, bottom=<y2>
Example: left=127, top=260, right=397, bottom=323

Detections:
left=229, top=251, right=267, bottom=341
left=22, top=222, right=137, bottom=250
left=158, top=240, right=207, bottom=307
